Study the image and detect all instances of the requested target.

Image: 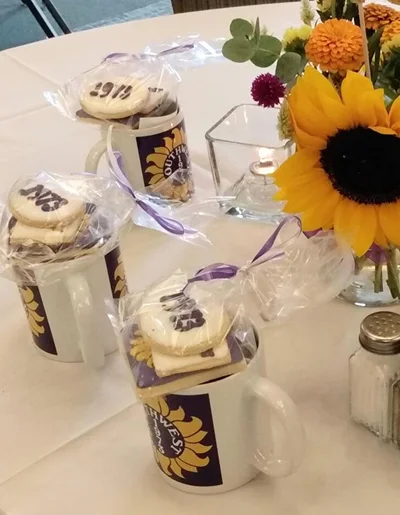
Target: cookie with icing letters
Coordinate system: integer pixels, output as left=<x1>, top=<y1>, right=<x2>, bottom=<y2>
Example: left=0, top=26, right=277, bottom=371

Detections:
left=80, top=76, right=149, bottom=119
left=9, top=183, right=85, bottom=229
left=152, top=339, right=232, bottom=378
left=139, top=275, right=232, bottom=357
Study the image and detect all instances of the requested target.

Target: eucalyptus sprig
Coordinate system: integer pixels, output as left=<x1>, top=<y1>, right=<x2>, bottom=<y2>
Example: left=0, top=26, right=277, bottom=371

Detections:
left=222, top=18, right=304, bottom=83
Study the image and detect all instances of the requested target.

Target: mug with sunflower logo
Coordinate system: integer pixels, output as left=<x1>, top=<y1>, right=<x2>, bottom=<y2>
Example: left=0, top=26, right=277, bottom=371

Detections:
left=85, top=110, right=194, bottom=203
left=18, top=245, right=128, bottom=368
left=142, top=343, right=305, bottom=493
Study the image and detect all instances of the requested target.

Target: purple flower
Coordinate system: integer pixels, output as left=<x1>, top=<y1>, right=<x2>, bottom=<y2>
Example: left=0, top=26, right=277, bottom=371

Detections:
left=251, top=73, right=286, bottom=108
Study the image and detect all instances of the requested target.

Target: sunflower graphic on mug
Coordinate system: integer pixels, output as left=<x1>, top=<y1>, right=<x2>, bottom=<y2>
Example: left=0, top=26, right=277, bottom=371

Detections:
left=114, top=255, right=127, bottom=298
left=20, top=286, right=45, bottom=337
left=144, top=396, right=212, bottom=480
left=144, top=125, right=192, bottom=202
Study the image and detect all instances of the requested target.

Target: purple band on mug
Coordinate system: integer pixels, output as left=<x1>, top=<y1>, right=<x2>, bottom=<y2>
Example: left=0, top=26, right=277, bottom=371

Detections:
left=187, top=216, right=301, bottom=286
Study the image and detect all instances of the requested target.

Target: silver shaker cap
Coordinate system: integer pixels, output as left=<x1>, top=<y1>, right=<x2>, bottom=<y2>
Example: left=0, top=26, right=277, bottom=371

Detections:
left=360, top=311, right=400, bottom=355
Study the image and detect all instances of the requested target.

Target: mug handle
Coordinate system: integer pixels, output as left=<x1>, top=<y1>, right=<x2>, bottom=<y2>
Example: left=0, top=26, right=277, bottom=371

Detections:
left=247, top=376, right=305, bottom=477
left=85, top=140, right=107, bottom=174
left=66, top=272, right=105, bottom=368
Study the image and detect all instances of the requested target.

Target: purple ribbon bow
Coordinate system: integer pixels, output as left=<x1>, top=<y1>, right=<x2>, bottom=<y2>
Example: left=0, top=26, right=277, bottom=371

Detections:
left=186, top=216, right=301, bottom=286
left=106, top=129, right=193, bottom=236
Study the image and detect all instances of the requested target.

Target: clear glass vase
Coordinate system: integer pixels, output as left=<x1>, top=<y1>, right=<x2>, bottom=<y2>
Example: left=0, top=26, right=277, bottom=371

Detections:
left=205, top=104, right=293, bottom=224
left=339, top=249, right=400, bottom=307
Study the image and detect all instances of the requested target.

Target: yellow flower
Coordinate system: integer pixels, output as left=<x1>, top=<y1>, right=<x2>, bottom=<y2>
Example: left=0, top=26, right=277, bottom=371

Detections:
left=130, top=329, right=153, bottom=368
left=273, top=67, right=400, bottom=257
left=277, top=99, right=293, bottom=140
left=145, top=128, right=187, bottom=186
left=114, top=255, right=127, bottom=298
left=283, top=25, right=313, bottom=51
left=20, top=287, right=45, bottom=337
left=364, top=3, right=398, bottom=30
left=382, top=34, right=400, bottom=59
left=305, top=19, right=364, bottom=74
left=145, top=397, right=212, bottom=479
left=382, top=18, right=400, bottom=44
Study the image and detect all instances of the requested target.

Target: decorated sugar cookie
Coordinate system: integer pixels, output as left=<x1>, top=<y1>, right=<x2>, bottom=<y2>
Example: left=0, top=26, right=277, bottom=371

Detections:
left=152, top=340, right=231, bottom=378
left=9, top=215, right=86, bottom=248
left=139, top=276, right=231, bottom=357
left=126, top=326, right=246, bottom=399
left=9, top=183, right=85, bottom=228
left=80, top=76, right=149, bottom=119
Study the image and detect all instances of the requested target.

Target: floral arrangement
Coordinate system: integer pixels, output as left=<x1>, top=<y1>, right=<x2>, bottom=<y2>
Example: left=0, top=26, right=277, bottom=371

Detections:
left=223, top=0, right=400, bottom=301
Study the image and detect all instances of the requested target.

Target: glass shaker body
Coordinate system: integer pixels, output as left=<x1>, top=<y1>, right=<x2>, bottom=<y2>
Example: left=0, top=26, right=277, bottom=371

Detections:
left=350, top=348, right=400, bottom=439
left=349, top=311, right=400, bottom=440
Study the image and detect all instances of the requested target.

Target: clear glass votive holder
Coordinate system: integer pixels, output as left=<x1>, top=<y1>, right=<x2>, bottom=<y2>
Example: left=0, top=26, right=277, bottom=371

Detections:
left=205, top=104, right=293, bottom=223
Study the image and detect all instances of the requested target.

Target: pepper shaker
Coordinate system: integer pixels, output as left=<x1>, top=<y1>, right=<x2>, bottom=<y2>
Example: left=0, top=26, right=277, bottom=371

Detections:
left=349, top=311, right=400, bottom=440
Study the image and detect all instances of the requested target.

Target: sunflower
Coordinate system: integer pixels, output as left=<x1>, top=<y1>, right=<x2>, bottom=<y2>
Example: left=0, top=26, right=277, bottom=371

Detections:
left=20, top=286, right=45, bottom=337
left=145, top=128, right=187, bottom=186
left=114, top=255, right=127, bottom=298
left=382, top=18, right=400, bottom=44
left=305, top=19, right=364, bottom=73
left=364, top=3, right=398, bottom=30
left=144, top=397, right=212, bottom=479
left=130, top=329, right=153, bottom=368
left=273, top=66, right=400, bottom=257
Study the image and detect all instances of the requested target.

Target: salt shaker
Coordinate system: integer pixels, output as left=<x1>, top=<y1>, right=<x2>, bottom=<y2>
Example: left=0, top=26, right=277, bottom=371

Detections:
left=349, top=311, right=400, bottom=440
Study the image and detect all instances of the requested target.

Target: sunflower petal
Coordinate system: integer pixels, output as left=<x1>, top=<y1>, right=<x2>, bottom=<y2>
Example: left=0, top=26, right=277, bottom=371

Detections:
left=273, top=149, right=320, bottom=185
left=157, top=452, right=172, bottom=476
left=185, top=442, right=213, bottom=454
left=282, top=175, right=334, bottom=213
left=179, top=448, right=210, bottom=467
left=169, top=459, right=184, bottom=478
left=184, top=430, right=208, bottom=443
left=374, top=220, right=389, bottom=248
left=174, top=417, right=202, bottom=437
left=334, top=199, right=377, bottom=256
left=176, top=458, right=198, bottom=473
left=371, top=126, right=397, bottom=135
left=289, top=78, right=337, bottom=138
left=146, top=153, right=167, bottom=168
left=389, top=96, right=400, bottom=127
left=301, top=188, right=341, bottom=231
left=167, top=406, right=185, bottom=423
left=290, top=108, right=327, bottom=150
left=303, top=66, right=342, bottom=104
left=158, top=398, right=170, bottom=417
left=355, top=92, right=378, bottom=127
left=378, top=201, right=400, bottom=246
left=341, top=71, right=374, bottom=115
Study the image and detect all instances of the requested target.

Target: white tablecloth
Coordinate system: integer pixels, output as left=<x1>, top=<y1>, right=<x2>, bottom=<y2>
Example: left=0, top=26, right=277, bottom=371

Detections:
left=1, top=3, right=399, bottom=513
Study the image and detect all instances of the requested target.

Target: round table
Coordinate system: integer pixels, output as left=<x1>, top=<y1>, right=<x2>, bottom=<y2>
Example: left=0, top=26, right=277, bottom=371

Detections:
left=1, top=2, right=399, bottom=513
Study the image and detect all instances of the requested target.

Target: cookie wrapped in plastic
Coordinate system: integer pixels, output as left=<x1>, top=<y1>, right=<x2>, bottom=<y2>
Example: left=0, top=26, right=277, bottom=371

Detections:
left=46, top=53, right=180, bottom=128
left=119, top=271, right=251, bottom=399
left=0, top=172, right=133, bottom=286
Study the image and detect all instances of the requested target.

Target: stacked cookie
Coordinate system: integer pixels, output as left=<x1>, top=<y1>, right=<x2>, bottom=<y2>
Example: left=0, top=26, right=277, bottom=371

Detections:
left=127, top=275, right=247, bottom=398
left=8, top=181, right=104, bottom=258
left=78, top=77, right=177, bottom=128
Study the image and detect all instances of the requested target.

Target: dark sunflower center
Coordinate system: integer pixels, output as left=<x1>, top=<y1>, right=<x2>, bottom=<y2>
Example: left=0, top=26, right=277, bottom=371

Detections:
left=320, top=126, right=400, bottom=204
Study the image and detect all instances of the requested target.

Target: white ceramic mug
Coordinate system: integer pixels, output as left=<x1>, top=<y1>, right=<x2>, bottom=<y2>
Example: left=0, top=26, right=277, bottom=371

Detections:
left=142, top=344, right=304, bottom=494
left=85, top=110, right=191, bottom=193
left=17, top=246, right=127, bottom=368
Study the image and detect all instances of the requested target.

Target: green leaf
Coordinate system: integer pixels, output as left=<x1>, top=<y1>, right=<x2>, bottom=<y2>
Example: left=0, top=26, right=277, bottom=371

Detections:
left=230, top=19, right=253, bottom=38
left=250, top=35, right=282, bottom=67
left=275, top=52, right=302, bottom=83
left=368, top=27, right=383, bottom=60
left=222, top=37, right=256, bottom=63
left=253, top=18, right=260, bottom=46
